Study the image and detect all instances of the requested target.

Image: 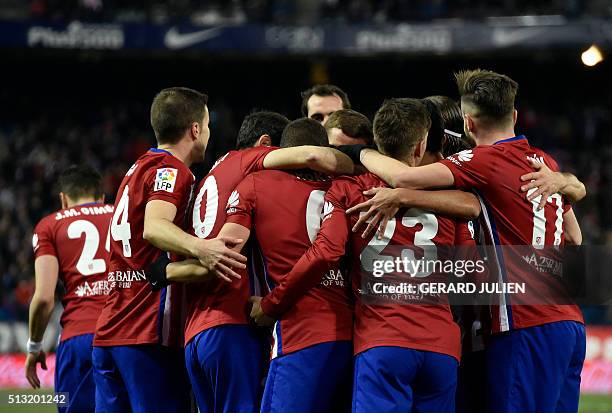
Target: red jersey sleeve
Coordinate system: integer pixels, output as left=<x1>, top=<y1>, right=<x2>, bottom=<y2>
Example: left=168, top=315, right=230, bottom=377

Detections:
left=32, top=217, right=57, bottom=258
left=147, top=163, right=193, bottom=206
left=439, top=147, right=493, bottom=191
left=224, top=174, right=257, bottom=230
left=240, top=146, right=278, bottom=175
left=260, top=179, right=351, bottom=318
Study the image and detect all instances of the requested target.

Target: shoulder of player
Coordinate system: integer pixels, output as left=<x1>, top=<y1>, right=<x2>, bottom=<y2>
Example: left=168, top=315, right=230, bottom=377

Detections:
left=248, top=168, right=288, bottom=180
left=239, top=146, right=277, bottom=157
left=527, top=146, right=560, bottom=170
left=328, top=173, right=379, bottom=201
left=443, top=145, right=500, bottom=169
left=243, top=169, right=296, bottom=194
left=123, top=151, right=171, bottom=179
left=465, top=144, right=499, bottom=157
left=362, top=171, right=389, bottom=187
left=158, top=155, right=192, bottom=174
left=211, top=147, right=274, bottom=171
left=205, top=147, right=267, bottom=179
left=210, top=150, right=240, bottom=171
left=44, top=203, right=115, bottom=225
left=472, top=138, right=539, bottom=156
left=145, top=154, right=194, bottom=189
left=34, top=210, right=59, bottom=230
left=199, top=151, right=239, bottom=185
left=140, top=150, right=191, bottom=173
left=328, top=173, right=366, bottom=190
left=339, top=172, right=388, bottom=194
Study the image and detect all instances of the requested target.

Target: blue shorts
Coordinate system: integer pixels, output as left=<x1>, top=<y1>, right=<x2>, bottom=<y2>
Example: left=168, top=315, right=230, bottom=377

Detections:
left=92, top=345, right=192, bottom=413
left=352, top=346, right=458, bottom=413
left=261, top=341, right=352, bottom=413
left=55, top=334, right=95, bottom=413
left=185, top=324, right=267, bottom=413
left=486, top=320, right=586, bottom=413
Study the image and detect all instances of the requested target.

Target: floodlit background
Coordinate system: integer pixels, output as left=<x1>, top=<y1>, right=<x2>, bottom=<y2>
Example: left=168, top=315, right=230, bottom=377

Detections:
left=0, top=1, right=611, bottom=412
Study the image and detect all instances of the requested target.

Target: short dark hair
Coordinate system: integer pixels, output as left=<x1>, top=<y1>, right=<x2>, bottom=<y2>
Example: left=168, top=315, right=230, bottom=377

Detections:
left=58, top=164, right=103, bottom=200
left=236, top=111, right=290, bottom=150
left=300, top=84, right=351, bottom=116
left=150, top=87, right=208, bottom=144
left=455, top=69, right=518, bottom=125
left=280, top=118, right=329, bottom=148
left=421, top=96, right=465, bottom=156
left=373, top=98, right=431, bottom=160
left=325, top=109, right=373, bottom=145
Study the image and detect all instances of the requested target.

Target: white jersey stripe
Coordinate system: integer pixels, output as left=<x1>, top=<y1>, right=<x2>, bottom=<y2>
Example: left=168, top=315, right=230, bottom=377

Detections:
left=161, top=285, right=172, bottom=346
left=476, top=194, right=511, bottom=333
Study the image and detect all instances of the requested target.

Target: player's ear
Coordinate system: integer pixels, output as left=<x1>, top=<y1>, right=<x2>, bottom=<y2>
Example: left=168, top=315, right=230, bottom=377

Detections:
left=464, top=113, right=474, bottom=134
left=512, top=109, right=518, bottom=125
left=415, top=136, right=426, bottom=159
left=190, top=122, right=200, bottom=141
left=256, top=134, right=272, bottom=147
left=59, top=192, right=68, bottom=209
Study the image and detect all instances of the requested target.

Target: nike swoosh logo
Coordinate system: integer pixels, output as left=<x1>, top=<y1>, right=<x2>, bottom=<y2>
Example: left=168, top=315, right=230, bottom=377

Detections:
left=492, top=28, right=544, bottom=47
left=164, top=27, right=223, bottom=49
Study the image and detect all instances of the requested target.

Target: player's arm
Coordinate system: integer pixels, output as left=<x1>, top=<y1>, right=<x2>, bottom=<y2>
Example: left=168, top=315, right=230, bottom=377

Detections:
left=348, top=147, right=493, bottom=238
left=146, top=255, right=214, bottom=289
left=143, top=200, right=246, bottom=280
left=253, top=187, right=350, bottom=324
left=563, top=208, right=582, bottom=246
left=25, top=255, right=58, bottom=388
left=217, top=223, right=250, bottom=251
left=346, top=187, right=481, bottom=238
left=360, top=148, right=455, bottom=189
left=257, top=217, right=347, bottom=321
left=143, top=200, right=205, bottom=256
left=218, top=171, right=257, bottom=253
left=520, top=158, right=586, bottom=208
left=263, top=146, right=354, bottom=175
left=147, top=233, right=246, bottom=288
left=165, top=259, right=213, bottom=283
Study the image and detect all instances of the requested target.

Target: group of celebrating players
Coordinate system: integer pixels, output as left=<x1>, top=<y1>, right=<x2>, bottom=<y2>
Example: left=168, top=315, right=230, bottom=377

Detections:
left=26, top=69, right=588, bottom=413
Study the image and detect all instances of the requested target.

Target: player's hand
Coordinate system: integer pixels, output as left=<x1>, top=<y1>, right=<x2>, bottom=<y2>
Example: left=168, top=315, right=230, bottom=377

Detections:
left=189, top=261, right=214, bottom=279
left=196, top=237, right=247, bottom=282
left=346, top=187, right=401, bottom=239
left=25, top=351, right=47, bottom=389
left=249, top=296, right=275, bottom=327
left=520, top=157, right=564, bottom=210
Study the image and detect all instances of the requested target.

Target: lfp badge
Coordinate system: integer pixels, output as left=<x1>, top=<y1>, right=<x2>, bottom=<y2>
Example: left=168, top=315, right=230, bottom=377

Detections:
left=154, top=168, right=178, bottom=192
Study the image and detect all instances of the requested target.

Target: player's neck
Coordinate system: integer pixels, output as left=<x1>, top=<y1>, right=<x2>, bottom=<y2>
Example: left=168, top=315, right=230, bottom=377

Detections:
left=157, top=143, right=192, bottom=166
left=419, top=151, right=441, bottom=166
left=65, top=197, right=99, bottom=208
left=397, top=154, right=416, bottom=167
left=476, top=128, right=517, bottom=146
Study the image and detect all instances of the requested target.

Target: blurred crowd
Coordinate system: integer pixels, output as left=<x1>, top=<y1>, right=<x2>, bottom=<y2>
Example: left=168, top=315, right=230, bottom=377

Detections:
left=0, top=0, right=610, bottom=23
left=0, top=91, right=610, bottom=324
